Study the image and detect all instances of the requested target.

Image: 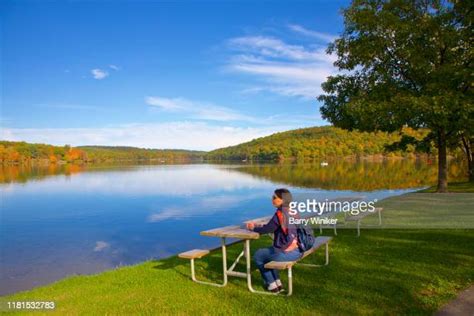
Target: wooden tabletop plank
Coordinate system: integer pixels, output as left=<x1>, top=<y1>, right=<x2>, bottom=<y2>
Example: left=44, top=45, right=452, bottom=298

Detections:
left=200, top=225, right=260, bottom=239
left=222, top=227, right=260, bottom=239
left=243, top=215, right=272, bottom=225
left=200, top=225, right=240, bottom=237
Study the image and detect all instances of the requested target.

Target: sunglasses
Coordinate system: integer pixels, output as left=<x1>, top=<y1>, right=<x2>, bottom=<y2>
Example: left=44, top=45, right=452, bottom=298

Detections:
left=272, top=195, right=279, bottom=200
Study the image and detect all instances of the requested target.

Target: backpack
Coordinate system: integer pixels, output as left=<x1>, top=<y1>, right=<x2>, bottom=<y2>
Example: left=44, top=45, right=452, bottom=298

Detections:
left=276, top=209, right=315, bottom=252
left=296, top=225, right=315, bottom=252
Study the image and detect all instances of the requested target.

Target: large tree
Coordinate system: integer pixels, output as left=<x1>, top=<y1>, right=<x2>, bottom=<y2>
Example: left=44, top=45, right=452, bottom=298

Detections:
left=318, top=0, right=473, bottom=192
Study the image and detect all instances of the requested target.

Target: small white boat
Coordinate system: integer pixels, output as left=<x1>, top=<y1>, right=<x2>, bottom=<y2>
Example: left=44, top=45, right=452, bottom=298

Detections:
left=320, top=162, right=329, bottom=166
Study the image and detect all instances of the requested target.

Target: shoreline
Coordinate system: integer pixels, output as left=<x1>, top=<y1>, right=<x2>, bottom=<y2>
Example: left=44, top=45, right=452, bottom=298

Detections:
left=0, top=153, right=462, bottom=167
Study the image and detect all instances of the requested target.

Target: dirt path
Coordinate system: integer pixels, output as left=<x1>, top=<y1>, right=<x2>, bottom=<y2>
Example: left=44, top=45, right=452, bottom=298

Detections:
left=436, top=285, right=474, bottom=315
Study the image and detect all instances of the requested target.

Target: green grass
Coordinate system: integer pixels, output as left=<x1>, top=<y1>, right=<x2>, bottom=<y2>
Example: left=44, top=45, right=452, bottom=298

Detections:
left=363, top=192, right=474, bottom=229
left=418, top=181, right=474, bottom=193
left=2, top=194, right=474, bottom=315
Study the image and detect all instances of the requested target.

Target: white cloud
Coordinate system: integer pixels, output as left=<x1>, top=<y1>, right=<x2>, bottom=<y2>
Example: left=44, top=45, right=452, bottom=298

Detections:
left=229, top=36, right=330, bottom=62
left=287, top=24, right=337, bottom=42
left=109, top=64, right=120, bottom=70
left=0, top=122, right=289, bottom=151
left=226, top=33, right=337, bottom=99
left=94, top=241, right=110, bottom=252
left=232, top=61, right=331, bottom=82
left=145, top=96, right=185, bottom=111
left=147, top=208, right=185, bottom=222
left=146, top=193, right=265, bottom=222
left=145, top=96, right=254, bottom=122
left=91, top=68, right=109, bottom=80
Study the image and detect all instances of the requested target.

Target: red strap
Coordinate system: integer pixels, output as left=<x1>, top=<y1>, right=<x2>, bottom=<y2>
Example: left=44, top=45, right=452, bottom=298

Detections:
left=276, top=209, right=288, bottom=235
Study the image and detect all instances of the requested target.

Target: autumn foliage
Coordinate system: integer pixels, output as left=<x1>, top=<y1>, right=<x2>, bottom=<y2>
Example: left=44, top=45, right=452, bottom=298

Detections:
left=0, top=141, right=203, bottom=164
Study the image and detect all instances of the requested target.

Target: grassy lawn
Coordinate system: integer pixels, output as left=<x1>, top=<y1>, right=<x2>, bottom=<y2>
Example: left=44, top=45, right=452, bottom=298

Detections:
left=2, top=193, right=473, bottom=315
left=363, top=192, right=474, bottom=229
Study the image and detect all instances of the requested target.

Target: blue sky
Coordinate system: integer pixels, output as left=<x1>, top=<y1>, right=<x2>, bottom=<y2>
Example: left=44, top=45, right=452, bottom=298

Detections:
left=1, top=0, right=349, bottom=150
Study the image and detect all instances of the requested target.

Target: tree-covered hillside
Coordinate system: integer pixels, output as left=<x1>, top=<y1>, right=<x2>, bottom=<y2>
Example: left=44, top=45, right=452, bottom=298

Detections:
left=206, top=126, right=432, bottom=161
left=78, top=146, right=204, bottom=162
left=0, top=141, right=204, bottom=164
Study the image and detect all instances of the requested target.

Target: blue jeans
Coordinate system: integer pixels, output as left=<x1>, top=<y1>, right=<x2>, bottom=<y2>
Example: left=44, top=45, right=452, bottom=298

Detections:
left=253, top=246, right=302, bottom=286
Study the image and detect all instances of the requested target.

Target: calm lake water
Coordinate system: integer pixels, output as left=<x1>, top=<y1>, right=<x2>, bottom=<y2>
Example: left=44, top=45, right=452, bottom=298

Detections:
left=0, top=160, right=466, bottom=295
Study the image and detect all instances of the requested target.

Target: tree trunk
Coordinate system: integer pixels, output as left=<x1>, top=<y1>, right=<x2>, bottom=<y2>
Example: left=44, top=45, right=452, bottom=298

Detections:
left=461, top=135, right=474, bottom=182
left=469, top=159, right=474, bottom=182
left=437, top=128, right=448, bottom=192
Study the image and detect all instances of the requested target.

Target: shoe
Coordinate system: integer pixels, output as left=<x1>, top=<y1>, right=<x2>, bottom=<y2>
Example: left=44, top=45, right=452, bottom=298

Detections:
left=267, top=281, right=279, bottom=293
left=268, top=286, right=285, bottom=293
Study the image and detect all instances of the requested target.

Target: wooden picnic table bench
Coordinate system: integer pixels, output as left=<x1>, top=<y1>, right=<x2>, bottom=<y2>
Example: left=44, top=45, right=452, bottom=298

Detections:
left=264, top=236, right=332, bottom=295
left=345, top=207, right=383, bottom=236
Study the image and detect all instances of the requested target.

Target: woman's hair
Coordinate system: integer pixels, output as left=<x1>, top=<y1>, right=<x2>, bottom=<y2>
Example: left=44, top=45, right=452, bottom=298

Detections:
left=274, top=188, right=292, bottom=207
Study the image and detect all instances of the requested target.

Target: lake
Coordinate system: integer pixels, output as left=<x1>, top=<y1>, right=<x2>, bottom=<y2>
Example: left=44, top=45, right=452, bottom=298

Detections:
left=0, top=160, right=467, bottom=295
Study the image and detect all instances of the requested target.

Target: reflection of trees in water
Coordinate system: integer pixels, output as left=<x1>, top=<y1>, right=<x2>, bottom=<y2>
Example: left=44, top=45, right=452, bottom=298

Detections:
left=0, top=164, right=87, bottom=184
left=0, top=162, right=196, bottom=184
left=232, top=160, right=467, bottom=191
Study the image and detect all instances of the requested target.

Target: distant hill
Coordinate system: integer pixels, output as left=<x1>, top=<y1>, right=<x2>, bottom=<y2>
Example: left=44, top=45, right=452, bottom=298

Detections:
left=206, top=126, right=430, bottom=161
left=77, top=145, right=201, bottom=153
left=0, top=141, right=204, bottom=164
left=77, top=145, right=204, bottom=162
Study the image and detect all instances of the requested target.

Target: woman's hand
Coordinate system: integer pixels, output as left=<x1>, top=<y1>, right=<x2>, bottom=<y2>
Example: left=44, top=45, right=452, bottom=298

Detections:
left=246, top=222, right=255, bottom=230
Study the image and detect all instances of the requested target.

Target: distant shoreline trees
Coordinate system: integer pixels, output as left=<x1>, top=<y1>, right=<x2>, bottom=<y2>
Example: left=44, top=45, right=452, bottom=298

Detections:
left=0, top=141, right=204, bottom=165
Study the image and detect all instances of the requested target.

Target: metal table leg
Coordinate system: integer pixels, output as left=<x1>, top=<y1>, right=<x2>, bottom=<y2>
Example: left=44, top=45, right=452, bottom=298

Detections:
left=188, top=237, right=228, bottom=287
left=221, top=237, right=228, bottom=285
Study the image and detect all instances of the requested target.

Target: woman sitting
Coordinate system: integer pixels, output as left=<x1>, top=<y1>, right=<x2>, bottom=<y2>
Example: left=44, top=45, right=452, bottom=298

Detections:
left=246, top=188, right=302, bottom=293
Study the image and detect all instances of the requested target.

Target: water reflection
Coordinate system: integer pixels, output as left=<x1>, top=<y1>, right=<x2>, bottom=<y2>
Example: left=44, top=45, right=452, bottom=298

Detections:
left=231, top=159, right=466, bottom=191
left=0, top=161, right=466, bottom=295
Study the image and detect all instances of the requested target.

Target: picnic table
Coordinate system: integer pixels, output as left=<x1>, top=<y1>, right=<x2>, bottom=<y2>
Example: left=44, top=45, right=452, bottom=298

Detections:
left=198, top=202, right=348, bottom=295
left=179, top=196, right=373, bottom=295
left=198, top=220, right=334, bottom=296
